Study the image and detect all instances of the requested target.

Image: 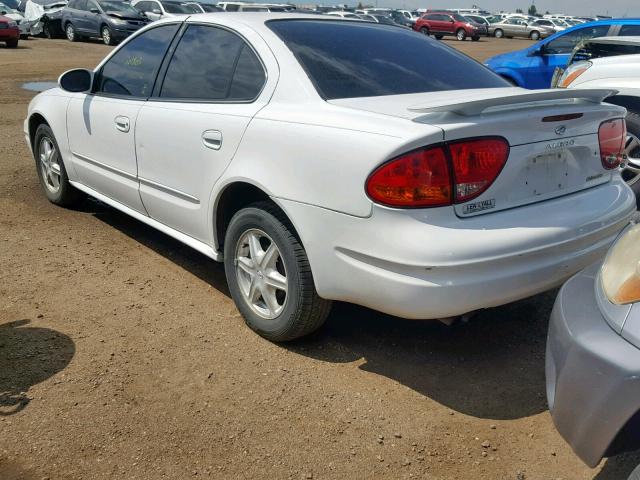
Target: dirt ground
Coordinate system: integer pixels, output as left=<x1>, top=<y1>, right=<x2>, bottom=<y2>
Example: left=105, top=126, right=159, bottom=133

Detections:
left=1, top=35, right=639, bottom=480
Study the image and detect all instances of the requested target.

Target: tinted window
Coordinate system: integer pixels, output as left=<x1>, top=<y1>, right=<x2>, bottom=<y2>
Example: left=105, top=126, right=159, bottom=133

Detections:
left=619, top=25, right=640, bottom=36
left=134, top=1, right=150, bottom=10
left=160, top=25, right=265, bottom=101
left=97, top=24, right=178, bottom=97
left=544, top=25, right=610, bottom=54
left=268, top=20, right=508, bottom=100
left=161, top=1, right=190, bottom=12
left=225, top=3, right=238, bottom=10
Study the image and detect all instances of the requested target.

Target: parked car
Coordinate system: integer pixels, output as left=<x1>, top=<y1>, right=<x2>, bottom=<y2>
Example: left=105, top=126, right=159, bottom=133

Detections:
left=464, top=14, right=489, bottom=27
left=62, top=0, right=149, bottom=44
left=484, top=20, right=640, bottom=88
left=489, top=17, right=555, bottom=40
left=187, top=2, right=221, bottom=12
left=0, top=1, right=28, bottom=37
left=130, top=0, right=191, bottom=20
left=0, top=13, right=19, bottom=46
left=554, top=36, right=640, bottom=202
left=360, top=13, right=406, bottom=28
left=21, top=0, right=66, bottom=37
left=26, top=14, right=635, bottom=342
left=326, top=11, right=359, bottom=19
left=413, top=11, right=486, bottom=40
left=388, top=9, right=413, bottom=26
left=546, top=223, right=640, bottom=477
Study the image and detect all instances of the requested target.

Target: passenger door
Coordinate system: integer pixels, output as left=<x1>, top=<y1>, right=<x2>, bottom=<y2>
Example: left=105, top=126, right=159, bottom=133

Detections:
left=526, top=24, right=612, bottom=88
left=69, top=0, right=89, bottom=33
left=135, top=23, right=271, bottom=243
left=66, top=23, right=180, bottom=213
left=442, top=14, right=456, bottom=34
left=85, top=0, right=101, bottom=36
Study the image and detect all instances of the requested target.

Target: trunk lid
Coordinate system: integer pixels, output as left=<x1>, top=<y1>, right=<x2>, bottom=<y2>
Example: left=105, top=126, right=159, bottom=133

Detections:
left=329, top=87, right=624, bottom=216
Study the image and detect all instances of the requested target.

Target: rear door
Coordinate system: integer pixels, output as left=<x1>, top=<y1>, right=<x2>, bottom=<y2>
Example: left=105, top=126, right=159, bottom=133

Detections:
left=70, top=0, right=89, bottom=33
left=135, top=22, right=275, bottom=243
left=85, top=0, right=101, bottom=36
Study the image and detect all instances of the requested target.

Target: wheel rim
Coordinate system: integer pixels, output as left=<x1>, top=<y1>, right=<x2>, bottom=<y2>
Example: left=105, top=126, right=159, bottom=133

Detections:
left=235, top=229, right=288, bottom=320
left=622, top=133, right=640, bottom=187
left=421, top=28, right=428, bottom=35
left=102, top=27, right=110, bottom=44
left=531, top=32, right=539, bottom=40
left=495, top=30, right=502, bottom=37
left=457, top=30, right=465, bottom=40
left=66, top=25, right=74, bottom=40
left=39, top=137, right=61, bottom=194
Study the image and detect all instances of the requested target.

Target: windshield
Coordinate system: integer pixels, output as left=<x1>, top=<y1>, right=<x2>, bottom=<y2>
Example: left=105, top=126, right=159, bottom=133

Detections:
left=160, top=1, right=190, bottom=12
left=0, top=2, right=18, bottom=12
left=99, top=0, right=138, bottom=12
left=268, top=20, right=509, bottom=100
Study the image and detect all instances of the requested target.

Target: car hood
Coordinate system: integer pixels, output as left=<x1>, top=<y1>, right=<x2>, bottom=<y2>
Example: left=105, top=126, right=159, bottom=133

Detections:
left=105, top=10, right=145, bottom=20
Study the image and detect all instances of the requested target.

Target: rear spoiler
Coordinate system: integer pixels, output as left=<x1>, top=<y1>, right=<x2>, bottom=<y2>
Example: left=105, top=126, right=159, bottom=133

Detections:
left=408, top=88, right=618, bottom=116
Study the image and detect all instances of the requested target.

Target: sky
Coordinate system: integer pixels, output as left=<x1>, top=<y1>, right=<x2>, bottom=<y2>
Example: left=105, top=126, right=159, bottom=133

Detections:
left=307, top=0, right=640, bottom=17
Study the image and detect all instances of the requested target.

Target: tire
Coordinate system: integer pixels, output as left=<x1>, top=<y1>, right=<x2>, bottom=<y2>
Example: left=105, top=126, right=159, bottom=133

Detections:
left=65, top=22, right=77, bottom=42
left=530, top=30, right=540, bottom=40
left=622, top=110, right=640, bottom=207
left=223, top=201, right=332, bottom=342
left=494, top=28, right=503, bottom=38
left=101, top=25, right=115, bottom=45
left=33, top=124, right=84, bottom=207
left=435, top=34, right=443, bottom=39
left=419, top=26, right=429, bottom=35
left=43, top=22, right=53, bottom=39
left=456, top=28, right=467, bottom=41
left=471, top=36, right=480, bottom=41
left=6, top=39, right=18, bottom=48
left=628, top=463, right=640, bottom=480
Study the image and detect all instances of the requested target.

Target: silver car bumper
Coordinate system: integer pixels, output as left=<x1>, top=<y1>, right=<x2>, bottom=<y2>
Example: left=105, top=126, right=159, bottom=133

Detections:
left=546, top=262, right=640, bottom=467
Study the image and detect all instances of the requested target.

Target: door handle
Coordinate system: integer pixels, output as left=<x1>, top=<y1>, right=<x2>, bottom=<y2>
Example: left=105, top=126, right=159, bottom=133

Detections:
left=202, top=130, right=222, bottom=150
left=115, top=116, right=130, bottom=133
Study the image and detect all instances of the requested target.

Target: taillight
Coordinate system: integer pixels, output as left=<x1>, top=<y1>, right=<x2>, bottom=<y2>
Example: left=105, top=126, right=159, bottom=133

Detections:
left=598, top=118, right=626, bottom=170
left=366, top=137, right=509, bottom=208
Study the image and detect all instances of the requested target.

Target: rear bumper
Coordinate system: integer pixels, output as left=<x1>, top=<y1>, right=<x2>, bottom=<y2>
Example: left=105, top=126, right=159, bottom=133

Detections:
left=277, top=178, right=635, bottom=319
left=546, top=263, right=640, bottom=467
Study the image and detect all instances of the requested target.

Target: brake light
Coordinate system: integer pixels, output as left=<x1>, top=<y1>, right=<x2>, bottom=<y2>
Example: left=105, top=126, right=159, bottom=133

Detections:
left=449, top=138, right=509, bottom=202
left=366, top=145, right=452, bottom=207
left=598, top=118, right=626, bottom=170
left=366, top=137, right=509, bottom=208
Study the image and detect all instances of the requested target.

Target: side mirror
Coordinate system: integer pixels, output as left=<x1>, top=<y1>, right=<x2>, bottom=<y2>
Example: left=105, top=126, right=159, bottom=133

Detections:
left=58, top=68, right=93, bottom=93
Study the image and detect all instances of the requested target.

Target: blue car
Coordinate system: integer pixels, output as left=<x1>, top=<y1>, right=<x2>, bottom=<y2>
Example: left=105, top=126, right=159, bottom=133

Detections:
left=485, top=20, right=640, bottom=89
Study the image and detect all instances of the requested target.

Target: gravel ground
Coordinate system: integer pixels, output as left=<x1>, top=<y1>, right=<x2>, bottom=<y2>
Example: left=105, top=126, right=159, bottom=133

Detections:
left=1, top=35, right=639, bottom=480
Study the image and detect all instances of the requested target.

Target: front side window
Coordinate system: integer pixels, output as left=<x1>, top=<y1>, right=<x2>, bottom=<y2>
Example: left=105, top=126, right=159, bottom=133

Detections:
left=619, top=25, right=640, bottom=36
left=159, top=24, right=265, bottom=101
left=268, top=20, right=509, bottom=100
left=96, top=24, right=179, bottom=97
left=544, top=25, right=610, bottom=54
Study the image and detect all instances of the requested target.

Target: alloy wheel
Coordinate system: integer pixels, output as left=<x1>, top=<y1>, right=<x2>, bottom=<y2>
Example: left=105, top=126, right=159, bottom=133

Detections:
left=235, top=229, right=288, bottom=320
left=66, top=24, right=74, bottom=41
left=102, top=27, right=110, bottom=45
left=457, top=29, right=466, bottom=40
left=622, top=133, right=640, bottom=187
left=39, top=137, right=61, bottom=194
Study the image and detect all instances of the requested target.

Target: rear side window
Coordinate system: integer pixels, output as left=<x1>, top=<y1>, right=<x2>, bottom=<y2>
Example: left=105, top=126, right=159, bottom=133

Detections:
left=268, top=20, right=508, bottom=100
left=619, top=25, right=640, bottom=36
left=160, top=24, right=265, bottom=101
left=96, top=24, right=179, bottom=97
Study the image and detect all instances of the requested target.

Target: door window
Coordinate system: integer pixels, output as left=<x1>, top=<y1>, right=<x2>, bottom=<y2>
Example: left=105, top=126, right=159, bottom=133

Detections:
left=619, top=25, right=640, bottom=36
left=159, top=25, right=265, bottom=101
left=134, top=1, right=151, bottom=11
left=95, top=23, right=179, bottom=98
left=544, top=25, right=610, bottom=54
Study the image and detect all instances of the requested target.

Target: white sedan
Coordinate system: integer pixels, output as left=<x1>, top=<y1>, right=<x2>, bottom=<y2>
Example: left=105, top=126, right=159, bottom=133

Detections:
left=25, top=14, right=635, bottom=341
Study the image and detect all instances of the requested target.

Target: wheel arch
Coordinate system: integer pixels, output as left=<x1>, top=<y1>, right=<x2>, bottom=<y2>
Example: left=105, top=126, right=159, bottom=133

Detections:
left=213, top=181, right=303, bottom=253
left=606, top=95, right=640, bottom=114
left=28, top=112, right=49, bottom=151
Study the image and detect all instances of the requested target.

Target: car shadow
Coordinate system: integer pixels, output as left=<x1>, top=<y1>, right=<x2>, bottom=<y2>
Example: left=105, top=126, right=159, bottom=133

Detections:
left=0, top=319, right=75, bottom=416
left=86, top=198, right=230, bottom=297
left=86, top=197, right=551, bottom=420
left=595, top=451, right=640, bottom=479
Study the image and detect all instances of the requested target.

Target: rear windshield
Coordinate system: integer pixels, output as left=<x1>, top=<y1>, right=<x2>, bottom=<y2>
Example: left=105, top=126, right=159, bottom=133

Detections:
left=267, top=20, right=508, bottom=100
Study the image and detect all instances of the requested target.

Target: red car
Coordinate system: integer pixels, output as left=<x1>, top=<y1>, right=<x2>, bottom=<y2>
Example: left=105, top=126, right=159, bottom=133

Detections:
left=0, top=14, right=19, bottom=48
left=413, top=11, right=486, bottom=41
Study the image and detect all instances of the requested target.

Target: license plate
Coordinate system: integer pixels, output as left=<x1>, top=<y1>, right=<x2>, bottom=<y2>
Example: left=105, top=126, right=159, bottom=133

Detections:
left=524, top=150, right=569, bottom=197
